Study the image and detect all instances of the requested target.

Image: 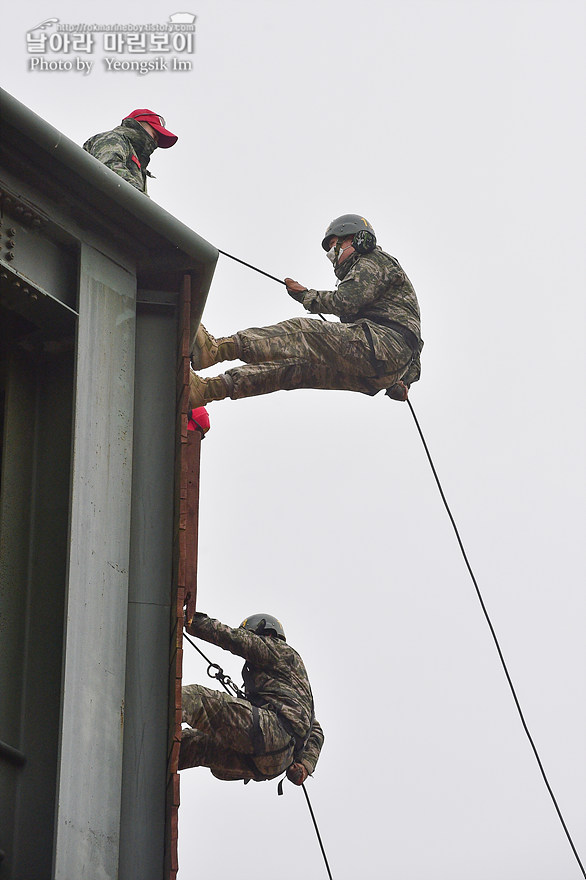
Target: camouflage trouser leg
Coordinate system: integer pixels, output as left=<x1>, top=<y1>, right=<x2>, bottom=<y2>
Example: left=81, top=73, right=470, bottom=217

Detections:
left=227, top=317, right=412, bottom=399
left=180, top=684, right=294, bottom=781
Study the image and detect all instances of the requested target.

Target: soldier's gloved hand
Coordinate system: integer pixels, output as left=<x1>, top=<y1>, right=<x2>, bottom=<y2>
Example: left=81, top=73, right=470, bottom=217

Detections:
left=284, top=278, right=308, bottom=304
left=185, top=611, right=208, bottom=633
left=286, top=762, right=308, bottom=786
left=386, top=380, right=409, bottom=402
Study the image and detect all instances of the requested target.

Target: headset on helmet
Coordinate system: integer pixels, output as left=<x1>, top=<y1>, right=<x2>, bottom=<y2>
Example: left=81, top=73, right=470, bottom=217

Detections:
left=321, top=214, right=377, bottom=254
left=240, top=613, right=286, bottom=641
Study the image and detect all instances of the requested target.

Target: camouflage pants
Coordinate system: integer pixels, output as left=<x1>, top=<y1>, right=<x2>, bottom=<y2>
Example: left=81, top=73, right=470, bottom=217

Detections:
left=180, top=684, right=295, bottom=781
left=227, top=317, right=413, bottom=399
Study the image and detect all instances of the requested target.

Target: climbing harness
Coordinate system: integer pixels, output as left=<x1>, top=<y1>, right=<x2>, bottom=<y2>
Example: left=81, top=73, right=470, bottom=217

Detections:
left=243, top=659, right=316, bottom=762
left=406, top=398, right=586, bottom=879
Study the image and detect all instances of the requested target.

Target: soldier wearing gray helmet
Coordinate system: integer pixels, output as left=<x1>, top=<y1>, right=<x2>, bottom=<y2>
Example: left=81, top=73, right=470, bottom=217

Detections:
left=181, top=613, right=324, bottom=784
left=189, top=214, right=423, bottom=406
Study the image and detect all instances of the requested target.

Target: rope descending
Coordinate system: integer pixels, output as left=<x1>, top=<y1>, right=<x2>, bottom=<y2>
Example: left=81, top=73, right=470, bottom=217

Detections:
left=406, top=398, right=586, bottom=879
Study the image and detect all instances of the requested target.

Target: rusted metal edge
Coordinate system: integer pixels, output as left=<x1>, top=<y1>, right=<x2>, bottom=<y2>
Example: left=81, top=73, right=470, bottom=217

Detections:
left=166, top=273, right=202, bottom=880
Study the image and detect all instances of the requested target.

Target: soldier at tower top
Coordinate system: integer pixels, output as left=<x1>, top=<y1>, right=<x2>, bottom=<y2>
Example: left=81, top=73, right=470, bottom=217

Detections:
left=83, top=109, right=178, bottom=195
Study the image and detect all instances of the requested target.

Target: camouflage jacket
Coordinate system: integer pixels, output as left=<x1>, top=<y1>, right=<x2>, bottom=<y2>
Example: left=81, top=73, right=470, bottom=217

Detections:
left=304, top=247, right=421, bottom=339
left=187, top=613, right=324, bottom=774
left=302, top=246, right=423, bottom=386
left=83, top=118, right=157, bottom=194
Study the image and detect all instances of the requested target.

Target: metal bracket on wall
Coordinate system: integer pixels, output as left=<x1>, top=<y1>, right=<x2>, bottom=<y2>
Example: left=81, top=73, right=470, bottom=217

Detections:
left=0, top=184, right=50, bottom=229
left=0, top=184, right=50, bottom=266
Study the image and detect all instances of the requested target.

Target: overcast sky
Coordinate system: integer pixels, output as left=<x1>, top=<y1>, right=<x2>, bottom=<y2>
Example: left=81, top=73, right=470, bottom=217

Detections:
left=2, top=1, right=585, bottom=877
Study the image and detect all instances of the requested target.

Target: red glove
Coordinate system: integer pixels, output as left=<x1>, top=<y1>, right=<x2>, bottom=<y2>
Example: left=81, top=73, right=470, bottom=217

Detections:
left=188, top=406, right=211, bottom=434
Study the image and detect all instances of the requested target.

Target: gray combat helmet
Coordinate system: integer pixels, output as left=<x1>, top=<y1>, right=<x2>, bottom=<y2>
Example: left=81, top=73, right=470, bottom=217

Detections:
left=240, top=613, right=286, bottom=641
left=321, top=214, right=377, bottom=253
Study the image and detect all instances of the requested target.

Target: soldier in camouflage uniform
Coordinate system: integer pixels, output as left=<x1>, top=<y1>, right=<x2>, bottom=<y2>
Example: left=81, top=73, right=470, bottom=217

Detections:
left=180, top=613, right=324, bottom=784
left=83, top=109, right=177, bottom=194
left=189, top=214, right=423, bottom=406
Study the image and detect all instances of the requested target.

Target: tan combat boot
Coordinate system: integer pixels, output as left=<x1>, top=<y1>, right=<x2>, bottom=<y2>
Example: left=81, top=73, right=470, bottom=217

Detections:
left=191, top=324, right=239, bottom=369
left=189, top=372, right=230, bottom=408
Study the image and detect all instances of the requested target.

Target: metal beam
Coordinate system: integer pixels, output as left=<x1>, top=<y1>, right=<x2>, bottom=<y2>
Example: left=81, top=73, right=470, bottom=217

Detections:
left=53, top=243, right=136, bottom=880
left=119, top=296, right=177, bottom=880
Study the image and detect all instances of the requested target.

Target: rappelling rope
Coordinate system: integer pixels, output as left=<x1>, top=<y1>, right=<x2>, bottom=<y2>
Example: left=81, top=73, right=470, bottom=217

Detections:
left=218, top=249, right=286, bottom=287
left=183, top=631, right=245, bottom=699
left=276, top=772, right=333, bottom=878
left=406, top=398, right=585, bottom=879
left=275, top=772, right=334, bottom=879
left=217, top=249, right=327, bottom=321
left=301, top=782, right=334, bottom=880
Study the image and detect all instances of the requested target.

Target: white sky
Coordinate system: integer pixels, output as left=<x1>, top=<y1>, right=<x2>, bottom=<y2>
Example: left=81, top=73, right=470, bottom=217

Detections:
left=2, top=1, right=585, bottom=877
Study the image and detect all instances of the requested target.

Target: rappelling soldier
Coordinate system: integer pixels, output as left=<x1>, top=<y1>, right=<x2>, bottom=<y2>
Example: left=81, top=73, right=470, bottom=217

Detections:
left=180, top=612, right=324, bottom=785
left=189, top=214, right=423, bottom=406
